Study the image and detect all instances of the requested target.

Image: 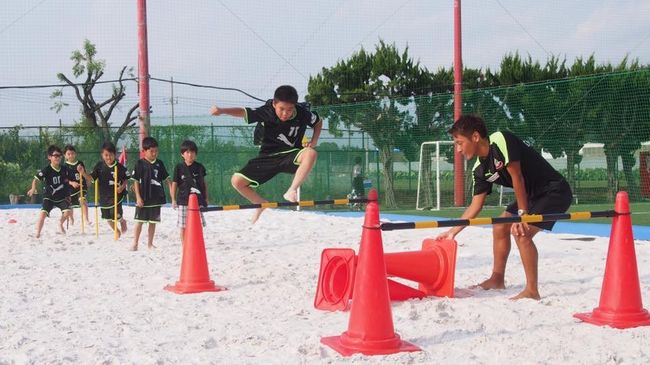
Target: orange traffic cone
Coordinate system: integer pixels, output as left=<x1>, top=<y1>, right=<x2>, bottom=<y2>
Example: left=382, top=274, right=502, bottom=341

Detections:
left=574, top=191, right=650, bottom=328
left=165, top=193, right=225, bottom=294
left=321, top=189, right=420, bottom=356
left=314, top=239, right=457, bottom=311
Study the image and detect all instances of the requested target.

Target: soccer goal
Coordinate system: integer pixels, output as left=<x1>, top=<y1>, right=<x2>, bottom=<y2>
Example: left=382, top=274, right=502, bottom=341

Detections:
left=416, top=141, right=454, bottom=211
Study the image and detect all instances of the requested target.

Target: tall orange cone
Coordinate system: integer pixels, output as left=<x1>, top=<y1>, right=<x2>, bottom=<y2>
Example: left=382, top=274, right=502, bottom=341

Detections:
left=314, top=239, right=457, bottom=311
left=165, top=193, right=225, bottom=294
left=574, top=191, right=650, bottom=329
left=321, top=189, right=420, bottom=356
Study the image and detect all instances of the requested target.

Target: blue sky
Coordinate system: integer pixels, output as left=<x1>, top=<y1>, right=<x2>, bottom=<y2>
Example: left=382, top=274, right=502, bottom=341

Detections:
left=1, top=0, right=649, bottom=127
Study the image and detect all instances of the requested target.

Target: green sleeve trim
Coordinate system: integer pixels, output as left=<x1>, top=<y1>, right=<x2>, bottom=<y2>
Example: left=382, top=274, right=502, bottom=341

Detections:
left=489, top=131, right=509, bottom=165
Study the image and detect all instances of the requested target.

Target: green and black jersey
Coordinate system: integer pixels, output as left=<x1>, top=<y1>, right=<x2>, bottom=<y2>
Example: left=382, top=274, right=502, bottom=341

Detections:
left=35, top=164, right=70, bottom=202
left=130, top=158, right=170, bottom=206
left=173, top=162, right=207, bottom=207
left=90, top=161, right=129, bottom=208
left=244, top=100, right=321, bottom=155
left=472, top=131, right=566, bottom=197
left=64, top=160, right=88, bottom=196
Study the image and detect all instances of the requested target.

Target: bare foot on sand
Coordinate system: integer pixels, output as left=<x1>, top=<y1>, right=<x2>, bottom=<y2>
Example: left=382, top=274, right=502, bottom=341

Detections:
left=510, top=288, right=541, bottom=300
left=251, top=208, right=266, bottom=224
left=283, top=189, right=298, bottom=203
left=130, top=243, right=138, bottom=251
left=473, top=273, right=506, bottom=290
left=58, top=222, right=67, bottom=235
left=148, top=243, right=157, bottom=249
left=120, top=219, right=128, bottom=234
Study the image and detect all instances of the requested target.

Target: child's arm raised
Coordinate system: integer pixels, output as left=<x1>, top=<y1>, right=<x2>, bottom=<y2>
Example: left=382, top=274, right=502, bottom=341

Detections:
left=210, top=105, right=245, bottom=118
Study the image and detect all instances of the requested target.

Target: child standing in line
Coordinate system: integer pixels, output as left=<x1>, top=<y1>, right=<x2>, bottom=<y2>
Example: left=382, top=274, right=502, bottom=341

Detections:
left=27, top=145, right=72, bottom=238
left=81, top=141, right=129, bottom=238
left=63, top=145, right=91, bottom=227
left=170, top=140, right=208, bottom=245
left=130, top=137, right=171, bottom=251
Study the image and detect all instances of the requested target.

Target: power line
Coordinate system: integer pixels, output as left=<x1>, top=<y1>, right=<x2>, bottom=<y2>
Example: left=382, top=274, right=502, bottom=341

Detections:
left=0, top=0, right=49, bottom=37
left=0, top=78, right=138, bottom=90
left=493, top=0, right=551, bottom=57
left=216, top=0, right=307, bottom=80
left=260, top=0, right=346, bottom=92
left=347, top=0, right=414, bottom=57
left=150, top=77, right=266, bottom=102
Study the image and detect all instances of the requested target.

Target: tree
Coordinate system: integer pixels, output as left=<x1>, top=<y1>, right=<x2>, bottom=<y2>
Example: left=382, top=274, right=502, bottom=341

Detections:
left=51, top=39, right=139, bottom=146
left=307, top=40, right=435, bottom=207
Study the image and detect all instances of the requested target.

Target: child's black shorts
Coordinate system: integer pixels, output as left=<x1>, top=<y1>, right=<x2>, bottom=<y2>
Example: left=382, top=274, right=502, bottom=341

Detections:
left=69, top=191, right=87, bottom=208
left=41, top=198, right=71, bottom=217
left=134, top=206, right=161, bottom=224
left=101, top=204, right=124, bottom=221
left=505, top=180, right=573, bottom=231
left=235, top=149, right=304, bottom=187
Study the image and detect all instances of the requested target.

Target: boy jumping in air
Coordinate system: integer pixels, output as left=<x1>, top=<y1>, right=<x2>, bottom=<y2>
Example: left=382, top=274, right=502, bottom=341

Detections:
left=209, top=85, right=322, bottom=223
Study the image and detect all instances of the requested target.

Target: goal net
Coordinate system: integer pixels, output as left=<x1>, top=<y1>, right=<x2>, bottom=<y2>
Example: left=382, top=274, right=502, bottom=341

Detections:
left=416, top=141, right=454, bottom=210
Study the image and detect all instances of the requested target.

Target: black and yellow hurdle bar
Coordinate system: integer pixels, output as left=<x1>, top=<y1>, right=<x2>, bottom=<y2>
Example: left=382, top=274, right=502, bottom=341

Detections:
left=380, top=210, right=619, bottom=231
left=200, top=198, right=372, bottom=212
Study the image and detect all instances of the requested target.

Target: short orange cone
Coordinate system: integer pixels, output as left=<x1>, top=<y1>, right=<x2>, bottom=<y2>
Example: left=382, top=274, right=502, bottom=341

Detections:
left=165, top=193, right=225, bottom=294
left=321, top=189, right=420, bottom=356
left=385, top=238, right=457, bottom=298
left=314, top=239, right=457, bottom=311
left=574, top=191, right=650, bottom=328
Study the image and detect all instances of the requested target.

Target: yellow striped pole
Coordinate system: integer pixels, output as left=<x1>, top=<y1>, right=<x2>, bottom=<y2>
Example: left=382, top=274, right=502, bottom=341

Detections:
left=80, top=182, right=85, bottom=234
left=200, top=198, right=371, bottom=212
left=380, top=210, right=618, bottom=231
left=94, top=180, right=99, bottom=238
left=114, top=164, right=118, bottom=241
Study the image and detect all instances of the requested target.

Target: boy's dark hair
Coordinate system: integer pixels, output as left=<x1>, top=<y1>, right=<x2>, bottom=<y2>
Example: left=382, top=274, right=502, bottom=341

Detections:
left=273, top=85, right=298, bottom=104
left=142, top=137, right=158, bottom=150
left=101, top=141, right=117, bottom=154
left=63, top=145, right=76, bottom=153
left=180, top=140, right=198, bottom=154
left=47, top=145, right=62, bottom=156
left=448, top=114, right=488, bottom=139
left=354, top=156, right=362, bottom=164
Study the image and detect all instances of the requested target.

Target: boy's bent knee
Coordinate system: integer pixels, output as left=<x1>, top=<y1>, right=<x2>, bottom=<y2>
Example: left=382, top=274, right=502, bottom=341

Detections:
left=493, top=223, right=510, bottom=238
left=301, top=147, right=317, bottom=160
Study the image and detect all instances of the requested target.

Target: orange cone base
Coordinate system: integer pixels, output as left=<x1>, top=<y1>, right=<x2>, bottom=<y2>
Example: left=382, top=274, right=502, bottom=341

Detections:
left=314, top=248, right=356, bottom=311
left=418, top=239, right=457, bottom=298
left=321, top=332, right=421, bottom=356
left=387, top=279, right=426, bottom=301
left=164, top=281, right=226, bottom=294
left=574, top=309, right=650, bottom=329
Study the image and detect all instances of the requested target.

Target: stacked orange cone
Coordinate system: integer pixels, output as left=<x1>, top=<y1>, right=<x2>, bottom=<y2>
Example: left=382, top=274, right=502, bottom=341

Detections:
left=320, top=189, right=420, bottom=356
left=314, top=238, right=457, bottom=311
left=165, top=193, right=225, bottom=294
left=574, top=191, right=650, bottom=328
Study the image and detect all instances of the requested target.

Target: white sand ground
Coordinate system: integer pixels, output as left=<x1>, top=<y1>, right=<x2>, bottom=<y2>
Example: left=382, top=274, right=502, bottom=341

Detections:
left=1, top=206, right=649, bottom=364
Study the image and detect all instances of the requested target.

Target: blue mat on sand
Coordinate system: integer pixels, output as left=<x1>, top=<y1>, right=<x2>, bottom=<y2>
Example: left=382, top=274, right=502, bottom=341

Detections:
left=2, top=204, right=649, bottom=240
